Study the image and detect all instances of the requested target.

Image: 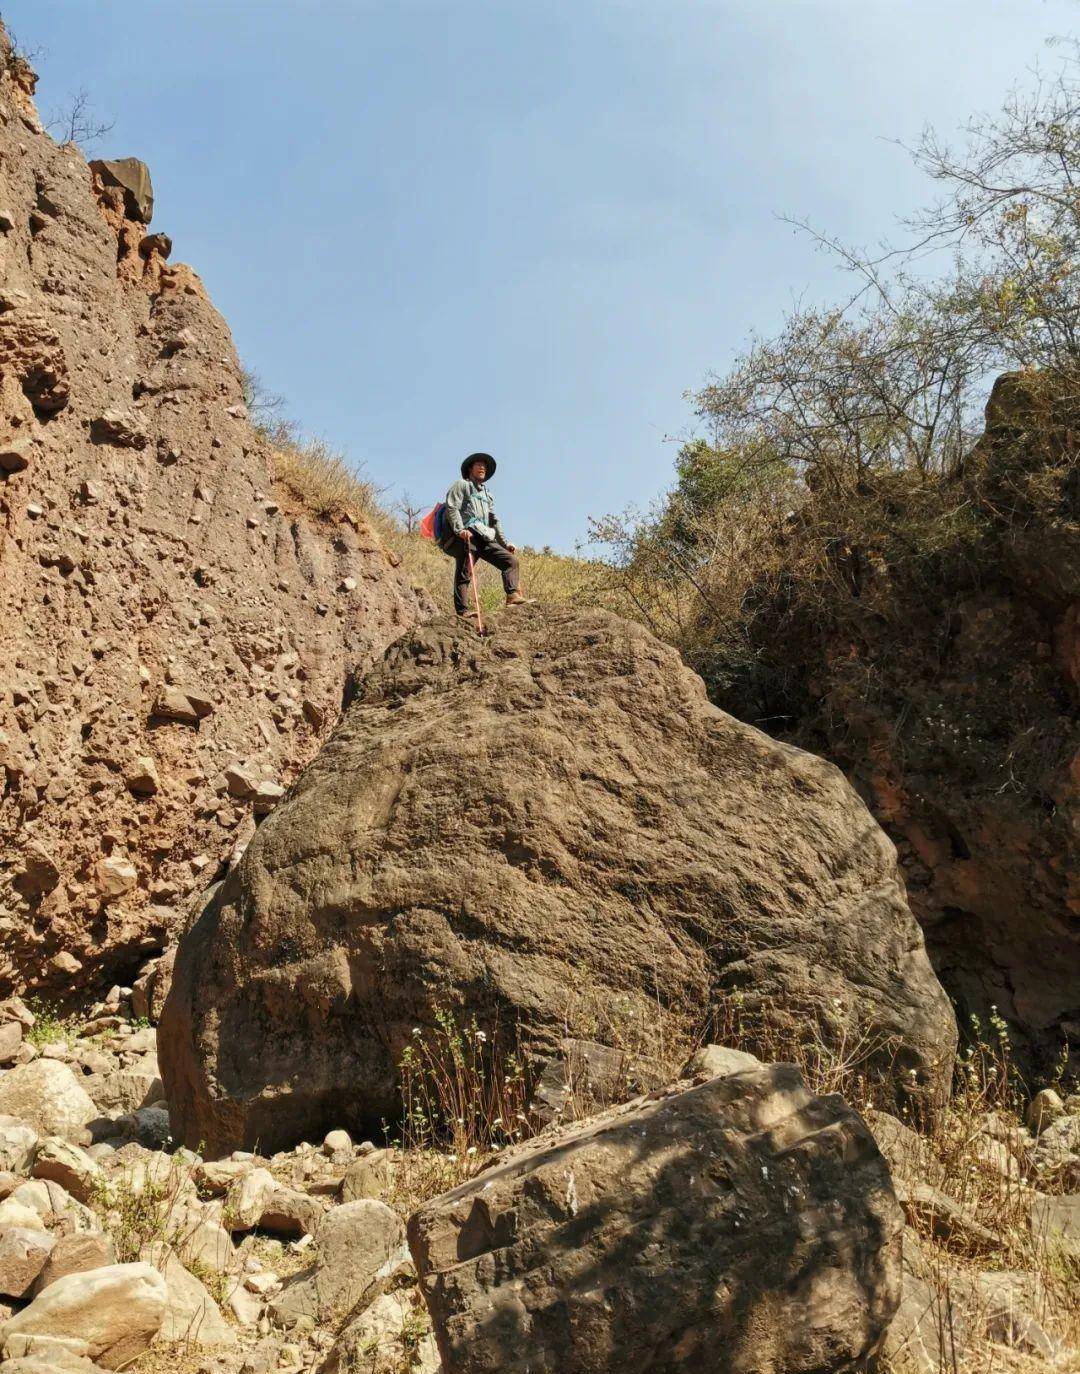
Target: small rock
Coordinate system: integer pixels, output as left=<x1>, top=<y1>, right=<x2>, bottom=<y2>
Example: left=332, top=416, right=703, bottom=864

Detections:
left=258, top=1188, right=324, bottom=1240
left=195, top=1159, right=252, bottom=1196
left=124, top=758, right=159, bottom=797
left=269, top=1200, right=404, bottom=1326
left=224, top=762, right=258, bottom=800
left=681, top=1043, right=763, bottom=1082
left=0, top=1230, right=55, bottom=1299
left=227, top=1284, right=263, bottom=1326
left=322, top=1129, right=351, bottom=1156
left=94, top=857, right=136, bottom=901
left=0, top=1122, right=39, bottom=1174
left=0, top=1023, right=24, bottom=1066
left=31, top=1137, right=103, bottom=1204
left=139, top=232, right=172, bottom=260
left=89, top=409, right=147, bottom=449
left=224, top=1168, right=277, bottom=1231
left=89, top=158, right=154, bottom=223
left=244, top=1272, right=279, bottom=1296
left=252, top=781, right=285, bottom=815
left=1027, top=1088, right=1066, bottom=1134
left=340, top=1150, right=393, bottom=1202
left=152, top=686, right=211, bottom=724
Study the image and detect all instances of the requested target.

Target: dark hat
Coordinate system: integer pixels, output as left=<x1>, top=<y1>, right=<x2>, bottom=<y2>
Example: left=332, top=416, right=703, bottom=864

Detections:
left=462, top=452, right=496, bottom=480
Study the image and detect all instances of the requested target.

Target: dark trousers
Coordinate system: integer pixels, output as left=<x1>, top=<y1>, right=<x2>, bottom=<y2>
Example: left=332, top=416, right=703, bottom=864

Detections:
left=449, top=536, right=519, bottom=614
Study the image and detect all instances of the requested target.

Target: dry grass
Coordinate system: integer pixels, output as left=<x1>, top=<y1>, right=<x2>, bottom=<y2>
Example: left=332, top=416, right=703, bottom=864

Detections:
left=387, top=1007, right=532, bottom=1211
left=267, top=424, right=379, bottom=521
left=387, top=995, right=1077, bottom=1372
left=129, top=1338, right=223, bottom=1374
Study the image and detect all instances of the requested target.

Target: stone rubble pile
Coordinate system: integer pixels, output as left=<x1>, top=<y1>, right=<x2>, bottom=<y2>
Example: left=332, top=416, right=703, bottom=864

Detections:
left=0, top=993, right=440, bottom=1374
left=0, top=986, right=1077, bottom=1374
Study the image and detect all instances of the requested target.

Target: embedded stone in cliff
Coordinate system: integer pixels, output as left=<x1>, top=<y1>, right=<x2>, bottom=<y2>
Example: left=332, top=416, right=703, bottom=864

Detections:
left=151, top=686, right=213, bottom=725
left=90, top=408, right=147, bottom=448
left=89, top=158, right=154, bottom=224
left=0, top=307, right=69, bottom=414
left=160, top=608, right=957, bottom=1157
left=409, top=1064, right=903, bottom=1374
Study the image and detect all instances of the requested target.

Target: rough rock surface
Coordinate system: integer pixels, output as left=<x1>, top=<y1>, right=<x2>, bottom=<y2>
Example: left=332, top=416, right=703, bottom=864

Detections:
left=270, top=1199, right=405, bottom=1325
left=0, top=1262, right=167, bottom=1367
left=0, top=28, right=429, bottom=996
left=0, top=1065, right=96, bottom=1140
left=409, top=1063, right=902, bottom=1374
left=161, top=607, right=955, bottom=1155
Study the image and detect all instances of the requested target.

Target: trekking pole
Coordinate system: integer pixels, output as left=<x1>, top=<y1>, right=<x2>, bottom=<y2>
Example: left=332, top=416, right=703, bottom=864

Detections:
left=465, top=540, right=486, bottom=636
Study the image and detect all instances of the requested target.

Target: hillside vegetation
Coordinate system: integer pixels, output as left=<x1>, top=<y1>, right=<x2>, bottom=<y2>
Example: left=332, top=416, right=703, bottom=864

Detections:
left=589, top=46, right=1080, bottom=1080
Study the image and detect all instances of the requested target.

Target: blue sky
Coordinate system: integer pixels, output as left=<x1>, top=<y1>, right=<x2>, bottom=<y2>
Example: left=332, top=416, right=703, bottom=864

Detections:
left=5, top=1, right=1076, bottom=551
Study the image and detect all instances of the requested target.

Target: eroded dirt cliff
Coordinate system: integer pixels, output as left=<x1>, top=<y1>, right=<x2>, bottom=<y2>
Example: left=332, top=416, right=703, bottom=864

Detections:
left=0, top=32, right=430, bottom=995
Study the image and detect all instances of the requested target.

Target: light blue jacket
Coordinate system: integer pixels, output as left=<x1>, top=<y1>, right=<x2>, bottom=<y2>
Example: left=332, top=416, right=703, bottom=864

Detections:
left=444, top=479, right=507, bottom=544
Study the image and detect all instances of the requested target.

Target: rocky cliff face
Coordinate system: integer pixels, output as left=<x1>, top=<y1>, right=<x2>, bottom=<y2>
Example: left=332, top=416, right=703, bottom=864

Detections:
left=757, top=375, right=1079, bottom=1077
left=0, top=31, right=429, bottom=996
left=160, top=607, right=956, bottom=1157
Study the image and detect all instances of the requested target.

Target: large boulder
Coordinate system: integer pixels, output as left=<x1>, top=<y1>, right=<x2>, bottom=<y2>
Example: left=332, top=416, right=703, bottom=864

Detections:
left=409, top=1063, right=903, bottom=1374
left=161, top=610, right=956, bottom=1155
left=0, top=1263, right=167, bottom=1368
left=269, top=1199, right=404, bottom=1326
left=0, top=1064, right=97, bottom=1139
left=87, top=158, right=154, bottom=224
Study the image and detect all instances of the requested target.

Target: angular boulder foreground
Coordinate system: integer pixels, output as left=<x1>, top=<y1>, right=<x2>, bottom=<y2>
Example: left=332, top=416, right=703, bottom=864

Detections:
left=409, top=1064, right=903, bottom=1374
left=161, top=608, right=957, bottom=1156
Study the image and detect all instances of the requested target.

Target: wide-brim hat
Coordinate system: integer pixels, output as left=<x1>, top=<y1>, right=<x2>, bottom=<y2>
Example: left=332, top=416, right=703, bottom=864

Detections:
left=462, top=452, right=496, bottom=480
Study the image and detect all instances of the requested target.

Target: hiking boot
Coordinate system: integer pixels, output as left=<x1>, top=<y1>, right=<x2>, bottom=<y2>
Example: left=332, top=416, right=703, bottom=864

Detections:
left=505, top=592, right=529, bottom=607
left=457, top=609, right=479, bottom=621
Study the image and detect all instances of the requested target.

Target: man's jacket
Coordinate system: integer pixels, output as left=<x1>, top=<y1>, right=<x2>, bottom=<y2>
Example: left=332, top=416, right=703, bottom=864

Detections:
left=443, top=479, right=506, bottom=545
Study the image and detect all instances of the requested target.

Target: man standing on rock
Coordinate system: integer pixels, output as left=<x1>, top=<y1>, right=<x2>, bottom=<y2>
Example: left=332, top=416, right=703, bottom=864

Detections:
left=443, top=453, right=526, bottom=618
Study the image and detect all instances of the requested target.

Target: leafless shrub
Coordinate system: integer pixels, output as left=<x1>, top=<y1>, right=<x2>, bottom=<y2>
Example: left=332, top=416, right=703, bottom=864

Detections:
left=45, top=88, right=114, bottom=151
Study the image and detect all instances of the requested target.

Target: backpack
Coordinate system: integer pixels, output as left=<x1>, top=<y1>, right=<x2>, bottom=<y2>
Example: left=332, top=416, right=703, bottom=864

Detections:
left=420, top=502, right=450, bottom=548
